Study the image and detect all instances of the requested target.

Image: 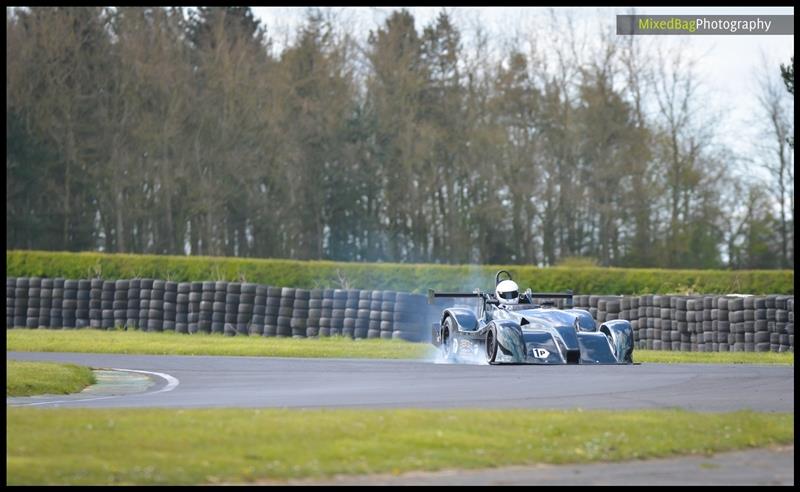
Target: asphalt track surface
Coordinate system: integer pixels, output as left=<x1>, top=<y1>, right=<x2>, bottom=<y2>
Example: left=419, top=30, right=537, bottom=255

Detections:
left=6, top=352, right=794, bottom=411
left=7, top=352, right=795, bottom=485
left=275, top=446, right=795, bottom=486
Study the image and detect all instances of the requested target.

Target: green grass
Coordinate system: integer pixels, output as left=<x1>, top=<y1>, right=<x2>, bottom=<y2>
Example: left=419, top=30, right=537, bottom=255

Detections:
left=6, top=329, right=794, bottom=364
left=6, top=329, right=435, bottom=359
left=7, top=249, right=794, bottom=294
left=6, top=407, right=793, bottom=485
left=6, top=360, right=96, bottom=397
left=635, top=349, right=793, bottom=365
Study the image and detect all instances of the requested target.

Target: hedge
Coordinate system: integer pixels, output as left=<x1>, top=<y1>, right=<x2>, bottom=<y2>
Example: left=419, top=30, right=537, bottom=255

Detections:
left=5, top=250, right=794, bottom=295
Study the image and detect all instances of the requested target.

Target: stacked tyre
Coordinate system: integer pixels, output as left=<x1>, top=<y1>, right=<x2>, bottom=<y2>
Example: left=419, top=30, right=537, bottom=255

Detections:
left=114, top=280, right=128, bottom=329
left=702, top=296, right=714, bottom=352
left=774, top=295, right=790, bottom=353
left=50, top=278, right=64, bottom=329
left=725, top=296, right=744, bottom=351
left=728, top=297, right=754, bottom=352
left=685, top=296, right=696, bottom=352
left=127, top=279, right=141, bottom=329
left=643, top=295, right=655, bottom=350
left=710, top=296, right=718, bottom=351
left=7, top=277, right=16, bottom=328
left=318, top=289, right=335, bottom=337
left=89, top=279, right=103, bottom=329
left=595, top=297, right=606, bottom=322
left=338, top=289, right=357, bottom=339
left=354, top=290, right=371, bottom=339
left=652, top=296, right=675, bottom=350
left=188, top=281, right=203, bottom=333
left=235, top=283, right=255, bottom=336
left=764, top=295, right=776, bottom=351
left=376, top=291, right=395, bottom=340
left=175, top=282, right=190, bottom=333
left=685, top=297, right=697, bottom=351
left=785, top=297, right=794, bottom=352
left=685, top=297, right=697, bottom=352
left=70, top=279, right=84, bottom=328
left=751, top=296, right=768, bottom=352
left=717, top=296, right=732, bottom=352
left=671, top=295, right=683, bottom=351
left=634, top=295, right=648, bottom=349
left=743, top=295, right=757, bottom=352
left=637, top=295, right=648, bottom=349
left=588, top=295, right=599, bottom=321
left=251, top=284, right=267, bottom=336
left=647, top=295, right=660, bottom=350
left=38, top=278, right=52, bottom=329
left=676, top=296, right=688, bottom=352
left=210, top=281, right=226, bottom=334
left=24, top=277, right=40, bottom=329
left=392, top=292, right=427, bottom=342
left=330, top=289, right=347, bottom=337
left=603, top=297, right=621, bottom=322
left=224, top=282, right=239, bottom=336
left=199, top=281, right=215, bottom=333
left=148, top=280, right=164, bottom=332
left=367, top=290, right=382, bottom=339
left=264, top=287, right=282, bottom=337
left=138, top=279, right=152, bottom=332
left=61, top=279, right=77, bottom=329
left=76, top=279, right=91, bottom=329
left=629, top=296, right=640, bottom=342
left=290, top=289, right=309, bottom=338
left=620, top=297, right=632, bottom=332
left=277, top=287, right=294, bottom=337
left=306, top=289, right=323, bottom=337
left=162, top=281, right=177, bottom=331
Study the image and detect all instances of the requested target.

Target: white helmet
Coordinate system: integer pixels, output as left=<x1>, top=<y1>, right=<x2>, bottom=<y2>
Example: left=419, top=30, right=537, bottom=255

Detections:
left=495, top=279, right=520, bottom=305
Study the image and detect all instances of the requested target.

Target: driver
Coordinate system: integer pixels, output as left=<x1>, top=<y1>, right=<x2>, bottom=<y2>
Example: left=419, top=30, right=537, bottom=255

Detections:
left=495, top=279, right=520, bottom=306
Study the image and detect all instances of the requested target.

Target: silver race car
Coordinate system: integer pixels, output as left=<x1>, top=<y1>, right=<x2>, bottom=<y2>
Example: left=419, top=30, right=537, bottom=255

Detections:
left=429, top=270, right=633, bottom=364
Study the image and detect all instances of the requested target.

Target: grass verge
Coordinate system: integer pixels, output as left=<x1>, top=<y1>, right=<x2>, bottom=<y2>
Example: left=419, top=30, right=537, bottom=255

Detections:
left=6, top=329, right=794, bottom=364
left=6, top=407, right=793, bottom=485
left=634, top=349, right=793, bottom=365
left=6, top=359, right=96, bottom=397
left=6, top=329, right=433, bottom=359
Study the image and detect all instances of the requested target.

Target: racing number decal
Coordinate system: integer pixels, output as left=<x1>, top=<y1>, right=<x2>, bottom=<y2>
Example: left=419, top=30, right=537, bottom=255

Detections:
left=531, top=348, right=550, bottom=359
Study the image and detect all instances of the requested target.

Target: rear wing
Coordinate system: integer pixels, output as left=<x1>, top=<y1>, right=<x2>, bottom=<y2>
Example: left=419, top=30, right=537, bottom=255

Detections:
left=427, top=289, right=486, bottom=305
left=428, top=288, right=574, bottom=306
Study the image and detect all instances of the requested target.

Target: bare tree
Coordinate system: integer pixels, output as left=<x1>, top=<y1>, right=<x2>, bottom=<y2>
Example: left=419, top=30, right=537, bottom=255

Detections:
left=754, top=54, right=794, bottom=267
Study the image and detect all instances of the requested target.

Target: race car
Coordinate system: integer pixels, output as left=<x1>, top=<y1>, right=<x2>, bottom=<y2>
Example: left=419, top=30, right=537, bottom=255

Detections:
left=428, top=270, right=633, bottom=364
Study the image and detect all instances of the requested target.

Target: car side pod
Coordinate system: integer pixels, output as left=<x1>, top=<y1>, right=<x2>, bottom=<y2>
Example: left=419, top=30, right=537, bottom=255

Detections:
left=491, top=320, right=528, bottom=363
left=600, top=319, right=634, bottom=363
left=577, top=320, right=634, bottom=364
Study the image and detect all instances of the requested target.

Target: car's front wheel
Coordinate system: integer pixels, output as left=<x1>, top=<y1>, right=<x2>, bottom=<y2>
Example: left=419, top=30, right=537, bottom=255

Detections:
left=441, top=316, right=458, bottom=362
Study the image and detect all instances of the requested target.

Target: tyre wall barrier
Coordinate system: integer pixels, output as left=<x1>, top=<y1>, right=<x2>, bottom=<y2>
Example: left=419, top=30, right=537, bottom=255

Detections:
left=5, top=277, right=794, bottom=352
left=570, top=294, right=794, bottom=353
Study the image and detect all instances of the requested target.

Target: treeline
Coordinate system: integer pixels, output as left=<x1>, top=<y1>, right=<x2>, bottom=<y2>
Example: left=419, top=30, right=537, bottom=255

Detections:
left=6, top=7, right=794, bottom=268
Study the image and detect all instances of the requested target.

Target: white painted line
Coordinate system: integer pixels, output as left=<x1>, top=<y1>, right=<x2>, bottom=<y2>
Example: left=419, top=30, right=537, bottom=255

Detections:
left=110, top=368, right=180, bottom=394
left=10, top=368, right=180, bottom=407
left=13, top=395, right=119, bottom=407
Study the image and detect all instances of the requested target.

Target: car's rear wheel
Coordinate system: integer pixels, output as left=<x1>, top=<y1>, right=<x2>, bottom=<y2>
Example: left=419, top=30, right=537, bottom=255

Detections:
left=486, top=325, right=497, bottom=364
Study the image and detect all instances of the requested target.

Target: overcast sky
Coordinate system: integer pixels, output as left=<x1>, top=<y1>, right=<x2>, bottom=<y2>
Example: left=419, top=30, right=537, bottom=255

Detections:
left=252, top=6, right=794, bottom=179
